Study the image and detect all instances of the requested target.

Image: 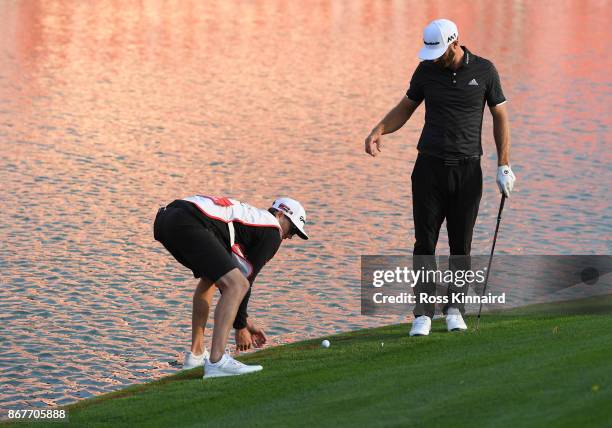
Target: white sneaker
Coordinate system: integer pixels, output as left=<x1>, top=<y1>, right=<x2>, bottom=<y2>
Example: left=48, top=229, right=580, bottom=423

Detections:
left=446, top=308, right=467, bottom=331
left=183, top=349, right=209, bottom=370
left=409, top=316, right=432, bottom=336
left=204, top=354, right=263, bottom=379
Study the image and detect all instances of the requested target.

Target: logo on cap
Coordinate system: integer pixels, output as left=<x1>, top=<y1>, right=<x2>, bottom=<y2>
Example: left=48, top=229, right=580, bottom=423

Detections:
left=299, top=216, right=305, bottom=225
left=278, top=203, right=293, bottom=215
left=447, top=33, right=457, bottom=43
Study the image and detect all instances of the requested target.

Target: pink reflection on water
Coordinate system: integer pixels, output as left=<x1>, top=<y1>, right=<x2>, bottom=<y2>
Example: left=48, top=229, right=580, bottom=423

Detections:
left=0, top=0, right=609, bottom=410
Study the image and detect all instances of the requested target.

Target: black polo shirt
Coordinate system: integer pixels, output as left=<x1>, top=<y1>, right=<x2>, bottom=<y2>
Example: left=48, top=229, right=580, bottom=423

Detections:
left=406, top=47, right=506, bottom=159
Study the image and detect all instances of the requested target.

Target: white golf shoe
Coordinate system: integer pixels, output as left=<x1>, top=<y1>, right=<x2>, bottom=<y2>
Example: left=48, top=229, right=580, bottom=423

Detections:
left=183, top=349, right=209, bottom=370
left=409, top=315, right=432, bottom=336
left=446, top=308, right=468, bottom=331
left=204, top=354, right=263, bottom=379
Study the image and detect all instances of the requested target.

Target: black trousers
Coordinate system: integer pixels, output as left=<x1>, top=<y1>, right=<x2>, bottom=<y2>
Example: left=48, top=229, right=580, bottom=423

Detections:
left=411, top=153, right=482, bottom=318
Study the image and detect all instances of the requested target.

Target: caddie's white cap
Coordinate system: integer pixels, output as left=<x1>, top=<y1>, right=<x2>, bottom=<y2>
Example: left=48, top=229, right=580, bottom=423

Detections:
left=418, top=19, right=459, bottom=60
left=271, top=197, right=308, bottom=240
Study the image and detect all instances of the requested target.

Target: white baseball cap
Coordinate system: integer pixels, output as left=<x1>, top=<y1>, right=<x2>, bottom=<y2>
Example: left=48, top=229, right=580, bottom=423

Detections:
left=418, top=19, right=459, bottom=60
left=271, top=197, right=308, bottom=240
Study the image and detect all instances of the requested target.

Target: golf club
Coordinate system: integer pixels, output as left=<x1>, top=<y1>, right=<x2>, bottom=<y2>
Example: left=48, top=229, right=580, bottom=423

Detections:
left=475, top=193, right=507, bottom=331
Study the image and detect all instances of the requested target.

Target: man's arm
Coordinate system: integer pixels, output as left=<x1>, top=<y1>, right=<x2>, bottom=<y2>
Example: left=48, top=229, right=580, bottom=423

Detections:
left=365, top=96, right=421, bottom=157
left=232, top=229, right=281, bottom=329
left=490, top=103, right=510, bottom=166
left=235, top=286, right=266, bottom=351
left=490, top=103, right=517, bottom=197
left=233, top=286, right=251, bottom=330
left=233, top=228, right=281, bottom=350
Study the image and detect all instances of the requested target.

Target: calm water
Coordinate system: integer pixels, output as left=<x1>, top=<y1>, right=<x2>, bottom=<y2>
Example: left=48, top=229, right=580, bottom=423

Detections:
left=1, top=0, right=610, bottom=410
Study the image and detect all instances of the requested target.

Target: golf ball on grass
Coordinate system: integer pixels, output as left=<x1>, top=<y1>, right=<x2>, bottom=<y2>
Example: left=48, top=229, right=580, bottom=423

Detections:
left=321, top=340, right=330, bottom=348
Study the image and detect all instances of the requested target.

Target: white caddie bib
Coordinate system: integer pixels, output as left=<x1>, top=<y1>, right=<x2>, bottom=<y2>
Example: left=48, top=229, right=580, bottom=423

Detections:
left=182, top=195, right=281, bottom=229
left=182, top=195, right=281, bottom=278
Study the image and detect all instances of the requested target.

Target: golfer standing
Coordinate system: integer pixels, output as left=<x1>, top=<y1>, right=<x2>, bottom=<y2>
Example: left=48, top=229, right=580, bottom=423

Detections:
left=365, top=19, right=516, bottom=336
left=154, top=195, right=308, bottom=377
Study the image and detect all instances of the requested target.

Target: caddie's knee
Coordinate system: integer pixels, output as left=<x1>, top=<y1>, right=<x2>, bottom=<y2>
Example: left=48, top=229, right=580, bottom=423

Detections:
left=216, top=268, right=249, bottom=297
left=232, top=274, right=250, bottom=296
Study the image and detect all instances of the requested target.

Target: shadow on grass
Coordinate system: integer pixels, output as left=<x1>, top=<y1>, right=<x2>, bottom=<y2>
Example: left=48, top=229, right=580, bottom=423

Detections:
left=484, top=293, right=612, bottom=317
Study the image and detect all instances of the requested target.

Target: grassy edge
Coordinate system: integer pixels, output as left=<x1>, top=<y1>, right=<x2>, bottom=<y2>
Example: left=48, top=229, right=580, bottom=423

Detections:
left=2, top=293, right=610, bottom=423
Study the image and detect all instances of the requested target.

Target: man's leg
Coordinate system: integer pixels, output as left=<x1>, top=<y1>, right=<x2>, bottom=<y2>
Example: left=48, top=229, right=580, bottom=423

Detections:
left=209, top=268, right=249, bottom=363
left=154, top=202, right=253, bottom=367
left=411, top=155, right=446, bottom=318
left=191, top=278, right=215, bottom=355
left=445, top=160, right=483, bottom=315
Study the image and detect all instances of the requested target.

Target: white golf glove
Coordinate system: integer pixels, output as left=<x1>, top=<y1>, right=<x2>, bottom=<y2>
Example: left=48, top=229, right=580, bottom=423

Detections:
left=496, top=165, right=516, bottom=197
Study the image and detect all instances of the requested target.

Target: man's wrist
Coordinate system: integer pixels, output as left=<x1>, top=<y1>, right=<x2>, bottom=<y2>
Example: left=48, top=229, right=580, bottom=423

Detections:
left=233, top=320, right=247, bottom=330
left=233, top=313, right=248, bottom=330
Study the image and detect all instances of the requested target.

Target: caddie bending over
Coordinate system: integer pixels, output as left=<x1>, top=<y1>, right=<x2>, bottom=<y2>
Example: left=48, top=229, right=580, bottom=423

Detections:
left=154, top=195, right=308, bottom=378
left=365, top=19, right=516, bottom=336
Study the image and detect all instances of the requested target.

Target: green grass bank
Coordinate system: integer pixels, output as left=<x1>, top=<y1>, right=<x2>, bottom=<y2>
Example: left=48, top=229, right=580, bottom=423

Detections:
left=6, top=297, right=611, bottom=428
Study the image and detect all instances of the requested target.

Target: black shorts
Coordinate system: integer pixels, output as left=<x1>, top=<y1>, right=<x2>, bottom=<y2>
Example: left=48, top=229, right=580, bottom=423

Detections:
left=153, top=200, right=236, bottom=282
